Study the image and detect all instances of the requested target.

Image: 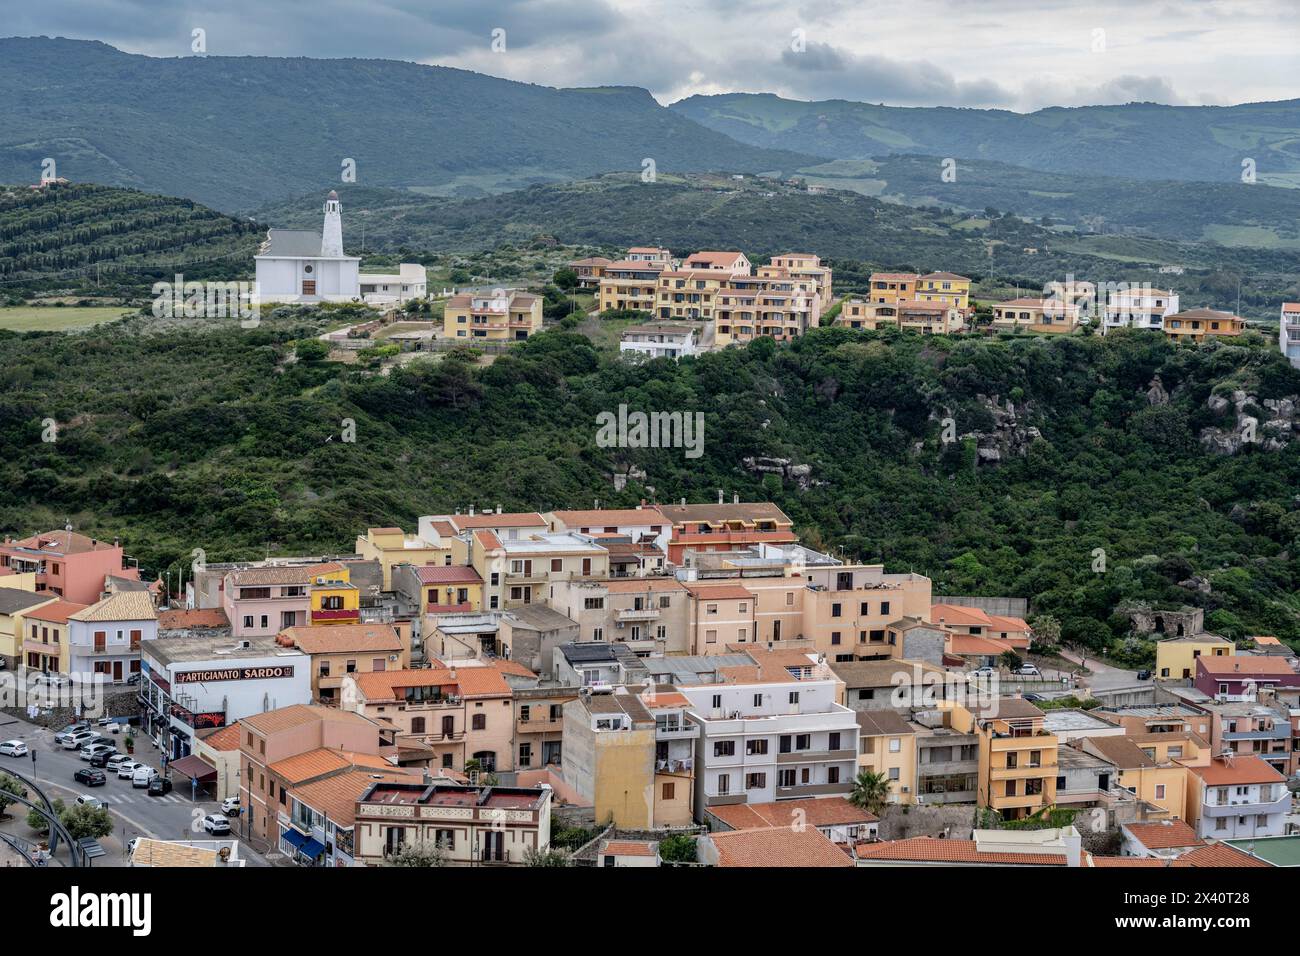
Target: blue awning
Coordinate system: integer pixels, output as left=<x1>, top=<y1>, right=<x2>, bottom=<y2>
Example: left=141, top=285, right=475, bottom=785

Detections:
left=300, top=837, right=325, bottom=859
left=280, top=828, right=307, bottom=851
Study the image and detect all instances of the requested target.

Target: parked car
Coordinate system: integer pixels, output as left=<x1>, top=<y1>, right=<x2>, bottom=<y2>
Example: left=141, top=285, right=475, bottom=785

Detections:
left=88, top=749, right=120, bottom=768
left=147, top=776, right=173, bottom=797
left=1136, top=669, right=1152, bottom=681
left=116, top=760, right=144, bottom=780
left=221, top=795, right=241, bottom=816
left=126, top=837, right=139, bottom=856
left=105, top=754, right=133, bottom=772
left=131, top=765, right=158, bottom=788
left=969, top=666, right=996, bottom=679
left=202, top=814, right=231, bottom=835
left=54, top=722, right=90, bottom=743
left=61, top=731, right=99, bottom=750
left=1017, top=663, right=1041, bottom=676
left=74, top=793, right=105, bottom=809
left=0, top=739, right=28, bottom=757
left=1023, top=693, right=1043, bottom=702
left=74, top=768, right=106, bottom=786
left=80, top=742, right=116, bottom=762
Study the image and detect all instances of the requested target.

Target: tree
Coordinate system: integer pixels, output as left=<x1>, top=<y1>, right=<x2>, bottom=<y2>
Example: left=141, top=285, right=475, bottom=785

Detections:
left=295, top=339, right=331, bottom=363
left=658, top=833, right=697, bottom=864
left=849, top=769, right=890, bottom=815
left=0, top=774, right=25, bottom=817
left=59, top=802, right=113, bottom=841
left=552, top=267, right=578, bottom=291
left=27, top=797, right=65, bottom=833
left=999, top=650, right=1023, bottom=671
left=1028, top=613, right=1061, bottom=652
left=390, top=840, right=449, bottom=867
left=524, top=845, right=570, bottom=867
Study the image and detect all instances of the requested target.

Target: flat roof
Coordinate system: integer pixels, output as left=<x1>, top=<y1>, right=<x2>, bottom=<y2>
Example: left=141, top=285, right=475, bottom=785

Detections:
left=1225, top=836, right=1300, bottom=867
left=144, top=634, right=304, bottom=666
left=1042, top=709, right=1118, bottom=732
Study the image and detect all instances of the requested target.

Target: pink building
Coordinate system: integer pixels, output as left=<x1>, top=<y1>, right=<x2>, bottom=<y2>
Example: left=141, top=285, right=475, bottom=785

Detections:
left=0, top=529, right=139, bottom=605
left=222, top=562, right=343, bottom=638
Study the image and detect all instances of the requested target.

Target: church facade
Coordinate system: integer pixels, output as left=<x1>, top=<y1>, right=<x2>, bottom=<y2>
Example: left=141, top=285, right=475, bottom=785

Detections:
left=253, top=190, right=363, bottom=303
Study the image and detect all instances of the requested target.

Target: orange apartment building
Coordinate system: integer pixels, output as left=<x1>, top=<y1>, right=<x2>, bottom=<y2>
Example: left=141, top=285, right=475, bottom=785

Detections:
left=1163, top=307, right=1245, bottom=343
left=442, top=289, right=544, bottom=341
left=277, top=623, right=407, bottom=705
left=948, top=697, right=1059, bottom=820
left=657, top=500, right=797, bottom=564
left=991, top=297, right=1082, bottom=334
left=597, top=260, right=667, bottom=314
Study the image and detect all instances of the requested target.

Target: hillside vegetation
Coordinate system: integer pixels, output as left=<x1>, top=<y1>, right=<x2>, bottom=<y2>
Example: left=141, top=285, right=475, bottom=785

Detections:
left=0, top=38, right=811, bottom=210
left=671, top=92, right=1300, bottom=184
left=1, top=314, right=1298, bottom=652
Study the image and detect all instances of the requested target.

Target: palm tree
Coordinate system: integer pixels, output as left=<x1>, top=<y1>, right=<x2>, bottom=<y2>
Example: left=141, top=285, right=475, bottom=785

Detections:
left=849, top=769, right=891, bottom=815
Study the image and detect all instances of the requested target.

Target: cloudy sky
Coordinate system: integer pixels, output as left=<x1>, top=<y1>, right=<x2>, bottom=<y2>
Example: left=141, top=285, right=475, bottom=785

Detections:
left=8, top=0, right=1299, bottom=110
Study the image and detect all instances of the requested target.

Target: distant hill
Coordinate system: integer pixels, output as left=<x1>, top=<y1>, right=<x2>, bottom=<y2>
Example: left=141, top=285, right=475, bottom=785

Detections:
left=798, top=155, right=1300, bottom=248
left=253, top=175, right=1300, bottom=318
left=670, top=92, right=1300, bottom=185
left=0, top=38, right=813, bottom=211
left=0, top=182, right=260, bottom=295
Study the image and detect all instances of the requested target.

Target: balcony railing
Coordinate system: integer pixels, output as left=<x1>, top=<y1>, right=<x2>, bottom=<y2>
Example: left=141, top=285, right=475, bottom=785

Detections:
left=616, top=608, right=660, bottom=622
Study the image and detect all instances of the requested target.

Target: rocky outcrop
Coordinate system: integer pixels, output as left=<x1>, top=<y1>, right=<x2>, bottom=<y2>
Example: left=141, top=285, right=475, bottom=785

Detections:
left=931, top=393, right=1042, bottom=466
left=1199, top=390, right=1300, bottom=455
left=1146, top=376, right=1169, bottom=406
left=741, top=456, right=820, bottom=490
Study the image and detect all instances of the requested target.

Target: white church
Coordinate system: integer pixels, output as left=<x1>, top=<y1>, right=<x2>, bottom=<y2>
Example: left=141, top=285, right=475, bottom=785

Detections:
left=254, top=190, right=426, bottom=306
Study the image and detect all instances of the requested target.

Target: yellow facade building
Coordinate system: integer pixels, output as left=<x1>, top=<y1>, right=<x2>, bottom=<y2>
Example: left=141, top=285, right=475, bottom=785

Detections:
left=1163, top=308, right=1245, bottom=343
left=443, top=289, right=543, bottom=341
left=355, top=526, right=449, bottom=591
left=855, top=710, right=918, bottom=805
left=914, top=272, right=971, bottom=310
left=1155, top=633, right=1234, bottom=680
left=948, top=698, right=1059, bottom=821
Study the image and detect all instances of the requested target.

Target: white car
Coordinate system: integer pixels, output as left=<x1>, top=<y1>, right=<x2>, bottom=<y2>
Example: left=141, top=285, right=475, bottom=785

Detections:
left=221, top=795, right=241, bottom=816
left=75, top=794, right=105, bottom=810
left=62, top=730, right=99, bottom=750
left=969, top=666, right=996, bottom=679
left=80, top=743, right=116, bottom=762
left=1018, top=663, right=1041, bottom=676
left=202, top=814, right=231, bottom=835
left=0, top=740, right=27, bottom=757
left=117, top=760, right=144, bottom=780
left=131, top=765, right=158, bottom=788
left=105, top=754, right=133, bottom=772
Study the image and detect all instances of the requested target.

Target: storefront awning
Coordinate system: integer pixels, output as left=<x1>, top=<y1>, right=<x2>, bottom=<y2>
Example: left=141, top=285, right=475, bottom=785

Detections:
left=169, top=754, right=217, bottom=782
left=280, top=828, right=308, bottom=851
left=300, top=837, right=326, bottom=859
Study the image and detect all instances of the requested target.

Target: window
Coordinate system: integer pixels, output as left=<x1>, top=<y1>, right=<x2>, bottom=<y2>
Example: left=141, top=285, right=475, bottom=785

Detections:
left=831, top=603, right=842, bottom=618
left=888, top=737, right=901, bottom=753
left=746, top=773, right=766, bottom=790
left=796, top=734, right=811, bottom=751
left=778, top=769, right=796, bottom=787
left=706, top=604, right=718, bottom=616
left=746, top=739, right=768, bottom=756
left=658, top=595, right=671, bottom=609
left=1155, top=784, right=1166, bottom=799
left=828, top=767, right=840, bottom=785
left=243, top=616, right=253, bottom=629
left=471, top=714, right=486, bottom=730
left=583, top=597, right=604, bottom=610
left=550, top=559, right=563, bottom=572
left=706, top=629, right=717, bottom=644
left=714, top=740, right=735, bottom=757
left=857, top=689, right=873, bottom=700
left=717, top=774, right=730, bottom=795
left=753, top=693, right=763, bottom=708
left=831, top=631, right=841, bottom=645
left=880, top=602, right=890, bottom=615
left=518, top=743, right=532, bottom=767
left=829, top=732, right=841, bottom=751
left=435, top=829, right=455, bottom=850
left=711, top=694, right=722, bottom=709
left=592, top=627, right=603, bottom=641
left=788, top=691, right=800, bottom=705
left=662, top=782, right=675, bottom=800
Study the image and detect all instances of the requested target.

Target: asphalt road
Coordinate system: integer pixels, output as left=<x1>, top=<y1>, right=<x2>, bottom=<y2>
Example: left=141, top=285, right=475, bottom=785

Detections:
left=0, top=712, right=269, bottom=866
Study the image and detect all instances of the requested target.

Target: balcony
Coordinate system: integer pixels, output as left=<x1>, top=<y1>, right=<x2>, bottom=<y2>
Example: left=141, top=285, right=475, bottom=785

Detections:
left=775, top=782, right=852, bottom=799
left=776, top=748, right=857, bottom=764
left=616, top=607, right=660, bottom=623
left=427, top=602, right=473, bottom=614
left=78, top=643, right=141, bottom=656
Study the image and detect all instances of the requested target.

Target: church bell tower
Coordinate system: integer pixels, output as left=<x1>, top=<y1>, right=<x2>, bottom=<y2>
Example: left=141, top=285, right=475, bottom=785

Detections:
left=321, top=190, right=344, bottom=257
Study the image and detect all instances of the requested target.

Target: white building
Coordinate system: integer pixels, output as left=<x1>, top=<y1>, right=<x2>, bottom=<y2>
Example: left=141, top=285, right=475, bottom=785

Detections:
left=1189, top=755, right=1289, bottom=841
left=140, top=634, right=310, bottom=760
left=66, top=591, right=158, bottom=684
left=1280, top=302, right=1300, bottom=368
left=681, top=676, right=859, bottom=818
left=360, top=263, right=428, bottom=306
left=254, top=191, right=425, bottom=306
left=619, top=323, right=699, bottom=360
left=1102, top=288, right=1180, bottom=334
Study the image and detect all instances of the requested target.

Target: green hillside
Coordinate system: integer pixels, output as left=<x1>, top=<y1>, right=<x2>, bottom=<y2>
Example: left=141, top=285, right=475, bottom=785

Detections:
left=1, top=313, right=1298, bottom=653
left=0, top=38, right=812, bottom=211
left=671, top=92, right=1300, bottom=184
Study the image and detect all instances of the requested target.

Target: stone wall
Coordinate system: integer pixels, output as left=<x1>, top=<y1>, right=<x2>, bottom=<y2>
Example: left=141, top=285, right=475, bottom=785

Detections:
left=877, top=803, right=979, bottom=841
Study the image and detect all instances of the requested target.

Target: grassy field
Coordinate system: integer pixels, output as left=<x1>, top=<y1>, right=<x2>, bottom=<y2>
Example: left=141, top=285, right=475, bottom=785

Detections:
left=0, top=306, right=133, bottom=332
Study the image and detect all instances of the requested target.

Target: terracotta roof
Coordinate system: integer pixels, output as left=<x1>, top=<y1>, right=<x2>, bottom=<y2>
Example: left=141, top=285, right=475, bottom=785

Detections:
left=241, top=704, right=375, bottom=735
left=290, top=768, right=415, bottom=826
left=1178, top=843, right=1272, bottom=867
left=158, top=608, right=229, bottom=629
left=130, top=839, right=220, bottom=867
left=709, top=797, right=875, bottom=832
left=1125, top=821, right=1204, bottom=850
left=5, top=530, right=119, bottom=555
left=229, top=562, right=343, bottom=587
left=279, top=624, right=402, bottom=655
left=414, top=565, right=482, bottom=585
left=1191, top=755, right=1286, bottom=787
left=354, top=665, right=511, bottom=701
left=68, top=591, right=157, bottom=623
left=23, top=599, right=88, bottom=624
left=1197, top=656, right=1296, bottom=676
left=487, top=659, right=537, bottom=678
left=658, top=502, right=792, bottom=526
left=601, top=840, right=657, bottom=857
left=549, top=508, right=667, bottom=527
left=855, top=837, right=1068, bottom=866
left=452, top=512, right=546, bottom=530
left=200, top=723, right=243, bottom=752
left=918, top=272, right=970, bottom=282
left=473, top=529, right=502, bottom=550
left=1253, top=635, right=1283, bottom=646
left=947, top=634, right=1012, bottom=656
left=269, top=747, right=355, bottom=784
left=710, top=826, right=853, bottom=868
left=683, top=583, right=753, bottom=601
left=831, top=659, right=946, bottom=687
left=1088, top=855, right=1188, bottom=867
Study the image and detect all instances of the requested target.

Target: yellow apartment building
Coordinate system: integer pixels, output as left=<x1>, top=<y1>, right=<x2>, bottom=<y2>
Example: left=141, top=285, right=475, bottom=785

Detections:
left=866, top=273, right=918, bottom=305
left=277, top=623, right=408, bottom=705
left=948, top=698, right=1059, bottom=820
left=1163, top=308, right=1245, bottom=343
left=355, top=526, right=450, bottom=590
left=799, top=565, right=932, bottom=661
left=17, top=599, right=87, bottom=674
left=714, top=275, right=821, bottom=345
left=991, top=297, right=1082, bottom=334
left=684, top=583, right=757, bottom=653
left=1080, top=735, right=1192, bottom=821
left=914, top=272, right=971, bottom=310
left=1155, top=633, right=1234, bottom=680
left=562, top=689, right=658, bottom=828
left=597, top=260, right=666, bottom=314
left=308, top=567, right=360, bottom=626
left=760, top=253, right=833, bottom=300
left=834, top=299, right=963, bottom=335
left=0, top=586, right=55, bottom=670
left=654, top=269, right=729, bottom=322
left=443, top=289, right=543, bottom=341
left=855, top=710, right=918, bottom=805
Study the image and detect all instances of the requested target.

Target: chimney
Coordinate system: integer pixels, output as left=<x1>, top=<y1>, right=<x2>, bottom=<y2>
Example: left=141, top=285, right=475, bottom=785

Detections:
left=469, top=506, right=475, bottom=517
left=733, top=493, right=739, bottom=504
left=717, top=489, right=724, bottom=504
left=680, top=497, right=686, bottom=506
left=638, top=499, right=645, bottom=509
left=496, top=505, right=502, bottom=515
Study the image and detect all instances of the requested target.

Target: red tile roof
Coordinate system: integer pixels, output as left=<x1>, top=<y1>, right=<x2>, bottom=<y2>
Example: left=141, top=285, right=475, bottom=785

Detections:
left=854, top=837, right=1069, bottom=866
left=158, top=608, right=230, bottom=629
left=1191, top=755, right=1286, bottom=787
left=414, top=565, right=482, bottom=585
left=710, top=826, right=854, bottom=868
left=1124, top=820, right=1204, bottom=850
left=709, top=797, right=875, bottom=831
left=1178, top=843, right=1272, bottom=867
